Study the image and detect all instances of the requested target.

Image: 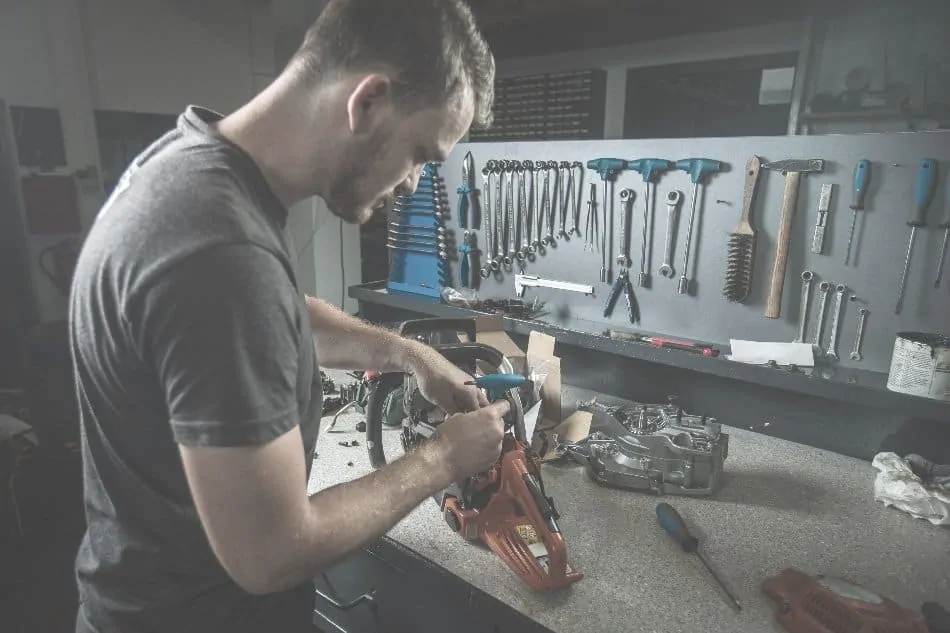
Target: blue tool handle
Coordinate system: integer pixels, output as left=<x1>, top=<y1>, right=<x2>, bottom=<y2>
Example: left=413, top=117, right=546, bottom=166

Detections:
left=470, top=373, right=526, bottom=402
left=656, top=503, right=698, bottom=553
left=911, top=159, right=938, bottom=226
left=457, top=187, right=470, bottom=229
left=675, top=158, right=723, bottom=184
left=629, top=158, right=674, bottom=183
left=849, top=159, right=871, bottom=210
left=602, top=274, right=623, bottom=317
left=942, top=179, right=950, bottom=230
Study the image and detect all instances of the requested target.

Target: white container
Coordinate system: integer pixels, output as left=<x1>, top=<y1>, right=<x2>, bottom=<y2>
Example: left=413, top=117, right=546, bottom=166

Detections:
left=886, top=332, right=950, bottom=402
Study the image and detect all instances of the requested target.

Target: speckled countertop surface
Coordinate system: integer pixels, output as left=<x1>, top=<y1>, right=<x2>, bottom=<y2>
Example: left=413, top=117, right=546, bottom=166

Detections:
left=308, top=383, right=950, bottom=633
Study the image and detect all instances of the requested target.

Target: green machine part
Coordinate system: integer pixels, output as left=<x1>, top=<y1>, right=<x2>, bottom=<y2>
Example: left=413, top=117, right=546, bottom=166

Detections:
left=381, top=385, right=404, bottom=427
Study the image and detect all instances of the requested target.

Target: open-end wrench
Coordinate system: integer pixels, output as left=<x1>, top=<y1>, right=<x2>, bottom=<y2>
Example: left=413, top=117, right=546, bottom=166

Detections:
left=617, top=189, right=634, bottom=269
left=569, top=161, right=583, bottom=236
left=812, top=281, right=833, bottom=350
left=659, top=191, right=682, bottom=279
left=544, top=161, right=559, bottom=245
left=502, top=161, right=516, bottom=269
left=825, top=284, right=847, bottom=361
left=479, top=164, right=494, bottom=278
left=516, top=163, right=528, bottom=264
left=850, top=308, right=869, bottom=361
left=794, top=271, right=814, bottom=343
left=559, top=161, right=572, bottom=238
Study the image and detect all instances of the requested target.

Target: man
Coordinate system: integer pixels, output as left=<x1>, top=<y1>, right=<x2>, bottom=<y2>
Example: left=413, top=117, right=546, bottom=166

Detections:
left=69, top=1, right=504, bottom=631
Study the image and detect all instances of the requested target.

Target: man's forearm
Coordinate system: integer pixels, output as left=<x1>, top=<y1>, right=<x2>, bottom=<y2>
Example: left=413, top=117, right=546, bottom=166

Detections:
left=305, top=296, right=431, bottom=372
left=267, top=438, right=452, bottom=592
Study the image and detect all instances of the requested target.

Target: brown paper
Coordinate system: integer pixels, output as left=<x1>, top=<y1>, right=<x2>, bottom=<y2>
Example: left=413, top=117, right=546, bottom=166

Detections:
left=538, top=411, right=592, bottom=462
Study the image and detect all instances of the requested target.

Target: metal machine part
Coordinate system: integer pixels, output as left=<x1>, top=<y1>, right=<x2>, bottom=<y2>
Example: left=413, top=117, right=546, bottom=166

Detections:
left=812, top=281, right=833, bottom=350
left=559, top=399, right=729, bottom=496
left=811, top=184, right=834, bottom=254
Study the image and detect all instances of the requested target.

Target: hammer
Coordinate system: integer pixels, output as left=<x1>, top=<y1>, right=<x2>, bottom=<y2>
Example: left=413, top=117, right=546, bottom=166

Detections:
left=761, top=159, right=824, bottom=319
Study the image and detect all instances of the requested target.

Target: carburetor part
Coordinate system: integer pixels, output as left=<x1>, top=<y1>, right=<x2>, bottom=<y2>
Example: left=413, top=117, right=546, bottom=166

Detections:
left=558, top=398, right=729, bottom=496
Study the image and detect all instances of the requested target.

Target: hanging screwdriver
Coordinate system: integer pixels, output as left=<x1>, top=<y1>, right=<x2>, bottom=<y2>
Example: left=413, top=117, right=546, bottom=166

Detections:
left=896, top=159, right=938, bottom=314
left=655, top=503, right=742, bottom=612
left=934, top=180, right=950, bottom=288
left=844, top=159, right=870, bottom=266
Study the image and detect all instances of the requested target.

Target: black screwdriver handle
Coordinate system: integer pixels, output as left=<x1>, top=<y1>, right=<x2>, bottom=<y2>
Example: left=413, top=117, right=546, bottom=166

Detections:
left=656, top=502, right=699, bottom=553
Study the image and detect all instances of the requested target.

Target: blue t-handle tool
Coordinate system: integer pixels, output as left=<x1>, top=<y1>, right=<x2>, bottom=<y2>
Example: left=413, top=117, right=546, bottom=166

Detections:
left=467, top=373, right=526, bottom=402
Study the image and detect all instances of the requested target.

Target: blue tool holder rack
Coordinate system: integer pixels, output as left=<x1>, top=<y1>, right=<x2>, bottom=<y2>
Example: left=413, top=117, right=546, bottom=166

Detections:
left=387, top=163, right=450, bottom=300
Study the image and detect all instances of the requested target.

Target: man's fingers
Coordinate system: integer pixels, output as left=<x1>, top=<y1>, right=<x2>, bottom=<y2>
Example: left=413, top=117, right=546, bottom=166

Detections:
left=485, top=399, right=511, bottom=419
left=475, top=389, right=490, bottom=407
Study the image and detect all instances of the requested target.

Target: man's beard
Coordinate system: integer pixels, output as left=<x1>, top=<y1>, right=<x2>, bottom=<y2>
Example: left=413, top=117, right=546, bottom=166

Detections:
left=326, top=144, right=385, bottom=225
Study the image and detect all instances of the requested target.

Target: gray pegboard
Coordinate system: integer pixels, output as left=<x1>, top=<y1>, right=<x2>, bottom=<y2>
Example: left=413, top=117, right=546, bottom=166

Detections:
left=436, top=131, right=950, bottom=375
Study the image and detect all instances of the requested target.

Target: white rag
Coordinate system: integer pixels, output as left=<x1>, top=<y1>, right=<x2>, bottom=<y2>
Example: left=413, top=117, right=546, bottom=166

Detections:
left=872, top=452, right=950, bottom=526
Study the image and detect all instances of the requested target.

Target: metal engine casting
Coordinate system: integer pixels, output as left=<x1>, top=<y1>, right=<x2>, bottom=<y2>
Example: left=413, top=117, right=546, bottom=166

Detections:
left=558, top=399, right=728, bottom=496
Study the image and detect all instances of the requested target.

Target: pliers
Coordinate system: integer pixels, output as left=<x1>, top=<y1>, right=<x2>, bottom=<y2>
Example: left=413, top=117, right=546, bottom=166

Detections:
left=458, top=230, right=480, bottom=289
left=603, top=268, right=639, bottom=323
left=457, top=151, right=477, bottom=230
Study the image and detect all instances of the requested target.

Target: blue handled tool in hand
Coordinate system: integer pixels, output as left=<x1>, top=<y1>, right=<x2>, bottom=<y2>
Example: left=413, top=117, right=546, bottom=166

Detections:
left=896, top=158, right=938, bottom=313
left=466, top=373, right=526, bottom=403
left=656, top=503, right=742, bottom=612
left=845, top=159, right=871, bottom=266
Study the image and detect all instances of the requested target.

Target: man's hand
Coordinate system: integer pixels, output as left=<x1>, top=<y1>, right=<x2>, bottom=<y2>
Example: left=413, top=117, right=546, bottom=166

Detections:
left=431, top=400, right=510, bottom=480
left=406, top=344, right=490, bottom=414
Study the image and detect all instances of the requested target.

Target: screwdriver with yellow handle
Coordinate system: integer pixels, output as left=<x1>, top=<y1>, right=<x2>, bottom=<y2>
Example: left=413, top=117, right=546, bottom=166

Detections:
left=656, top=502, right=742, bottom=612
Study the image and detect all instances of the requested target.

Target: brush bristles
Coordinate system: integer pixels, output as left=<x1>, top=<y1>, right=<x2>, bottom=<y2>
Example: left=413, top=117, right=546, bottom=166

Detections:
left=723, top=234, right=754, bottom=303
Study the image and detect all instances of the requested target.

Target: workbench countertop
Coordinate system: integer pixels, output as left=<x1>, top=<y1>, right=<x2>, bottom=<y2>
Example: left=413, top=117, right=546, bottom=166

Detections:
left=308, top=392, right=949, bottom=633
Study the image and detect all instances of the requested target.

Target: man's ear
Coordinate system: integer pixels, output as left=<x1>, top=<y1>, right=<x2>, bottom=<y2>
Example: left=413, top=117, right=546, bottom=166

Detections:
left=346, top=74, right=392, bottom=135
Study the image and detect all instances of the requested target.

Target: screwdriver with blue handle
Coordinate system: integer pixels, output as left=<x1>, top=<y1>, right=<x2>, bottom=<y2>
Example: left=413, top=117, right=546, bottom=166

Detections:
left=844, top=159, right=870, bottom=266
left=656, top=502, right=742, bottom=612
left=896, top=158, right=938, bottom=314
left=465, top=373, right=526, bottom=403
left=934, top=179, right=950, bottom=288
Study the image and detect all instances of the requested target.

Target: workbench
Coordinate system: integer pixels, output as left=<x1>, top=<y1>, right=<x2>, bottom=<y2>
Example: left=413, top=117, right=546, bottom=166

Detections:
left=307, top=385, right=950, bottom=633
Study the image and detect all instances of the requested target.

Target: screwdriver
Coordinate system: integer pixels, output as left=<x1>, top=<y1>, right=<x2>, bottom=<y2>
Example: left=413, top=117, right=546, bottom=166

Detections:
left=935, top=181, right=950, bottom=288
left=844, top=159, right=870, bottom=266
left=896, top=159, right=938, bottom=314
left=655, top=502, right=742, bottom=612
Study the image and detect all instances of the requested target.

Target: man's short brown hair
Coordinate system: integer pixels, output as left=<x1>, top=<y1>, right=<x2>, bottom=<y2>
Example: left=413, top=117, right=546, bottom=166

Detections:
left=288, top=0, right=496, bottom=129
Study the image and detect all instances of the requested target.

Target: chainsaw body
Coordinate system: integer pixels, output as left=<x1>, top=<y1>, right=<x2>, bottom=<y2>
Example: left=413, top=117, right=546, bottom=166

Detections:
left=560, top=400, right=728, bottom=496
left=364, top=318, right=582, bottom=591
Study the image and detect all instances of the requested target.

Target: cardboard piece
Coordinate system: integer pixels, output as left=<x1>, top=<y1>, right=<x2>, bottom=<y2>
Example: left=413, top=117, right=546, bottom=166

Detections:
left=539, top=411, right=592, bottom=463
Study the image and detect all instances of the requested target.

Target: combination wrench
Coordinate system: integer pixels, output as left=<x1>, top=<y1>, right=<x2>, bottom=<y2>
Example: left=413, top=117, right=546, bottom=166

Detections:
left=825, top=284, right=847, bottom=361
left=558, top=161, right=571, bottom=238
left=516, top=163, right=528, bottom=265
left=617, top=189, right=635, bottom=269
left=812, top=281, right=833, bottom=351
left=658, top=191, right=683, bottom=279
left=479, top=164, right=494, bottom=278
left=503, top=161, right=516, bottom=269
left=539, top=164, right=553, bottom=248
left=522, top=160, right=536, bottom=255
left=794, top=271, right=814, bottom=343
left=545, top=161, right=559, bottom=246
left=569, top=161, right=583, bottom=236
left=491, top=161, right=504, bottom=271
left=850, top=308, right=869, bottom=362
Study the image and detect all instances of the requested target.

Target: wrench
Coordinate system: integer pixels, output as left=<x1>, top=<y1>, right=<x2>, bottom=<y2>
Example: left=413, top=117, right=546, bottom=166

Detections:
left=825, top=284, right=847, bottom=361
left=516, top=163, right=528, bottom=263
left=812, top=281, right=833, bottom=350
left=559, top=161, right=571, bottom=238
left=569, top=161, right=583, bottom=236
left=491, top=161, right=503, bottom=271
left=794, top=271, right=814, bottom=343
left=659, top=191, right=683, bottom=279
left=539, top=164, right=553, bottom=247
left=503, top=162, right=516, bottom=269
left=617, top=189, right=634, bottom=268
left=479, top=165, right=493, bottom=278
left=545, top=161, right=559, bottom=245
left=850, top=308, right=869, bottom=362
left=522, top=160, right=536, bottom=255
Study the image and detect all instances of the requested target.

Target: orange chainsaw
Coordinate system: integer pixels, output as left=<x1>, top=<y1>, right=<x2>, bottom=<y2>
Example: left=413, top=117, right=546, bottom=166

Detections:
left=363, top=317, right=583, bottom=592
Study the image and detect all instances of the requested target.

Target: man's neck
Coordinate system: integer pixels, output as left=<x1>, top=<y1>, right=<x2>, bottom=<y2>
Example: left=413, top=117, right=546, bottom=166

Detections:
left=214, top=77, right=337, bottom=208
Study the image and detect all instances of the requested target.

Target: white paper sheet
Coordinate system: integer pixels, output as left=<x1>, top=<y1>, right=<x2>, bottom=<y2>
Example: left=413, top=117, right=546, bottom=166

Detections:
left=728, top=339, right=815, bottom=366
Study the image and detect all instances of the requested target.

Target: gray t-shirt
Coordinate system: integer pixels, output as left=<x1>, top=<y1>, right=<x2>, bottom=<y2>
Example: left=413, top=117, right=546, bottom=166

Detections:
left=69, top=106, right=322, bottom=633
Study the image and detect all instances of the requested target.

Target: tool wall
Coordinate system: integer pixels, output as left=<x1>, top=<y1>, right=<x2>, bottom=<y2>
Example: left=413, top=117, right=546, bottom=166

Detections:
left=433, top=131, right=950, bottom=375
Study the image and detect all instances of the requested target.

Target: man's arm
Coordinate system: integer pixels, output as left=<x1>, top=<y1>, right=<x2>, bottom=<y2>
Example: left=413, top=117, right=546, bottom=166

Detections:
left=306, top=296, right=488, bottom=413
left=134, top=244, right=505, bottom=596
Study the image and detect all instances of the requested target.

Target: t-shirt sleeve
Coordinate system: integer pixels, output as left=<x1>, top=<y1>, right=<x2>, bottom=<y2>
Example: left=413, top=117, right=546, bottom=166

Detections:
left=131, top=242, right=302, bottom=448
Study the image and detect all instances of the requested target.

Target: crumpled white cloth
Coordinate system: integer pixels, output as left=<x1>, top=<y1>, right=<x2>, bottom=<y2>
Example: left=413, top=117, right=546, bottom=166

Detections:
left=872, top=452, right=950, bottom=526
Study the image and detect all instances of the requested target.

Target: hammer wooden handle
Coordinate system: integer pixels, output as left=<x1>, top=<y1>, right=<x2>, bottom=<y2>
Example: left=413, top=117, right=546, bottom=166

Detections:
left=765, top=171, right=802, bottom=319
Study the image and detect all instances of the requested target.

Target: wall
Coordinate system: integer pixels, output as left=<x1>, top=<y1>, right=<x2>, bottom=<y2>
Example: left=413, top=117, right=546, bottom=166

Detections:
left=495, top=21, right=805, bottom=139
left=803, top=0, right=950, bottom=134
